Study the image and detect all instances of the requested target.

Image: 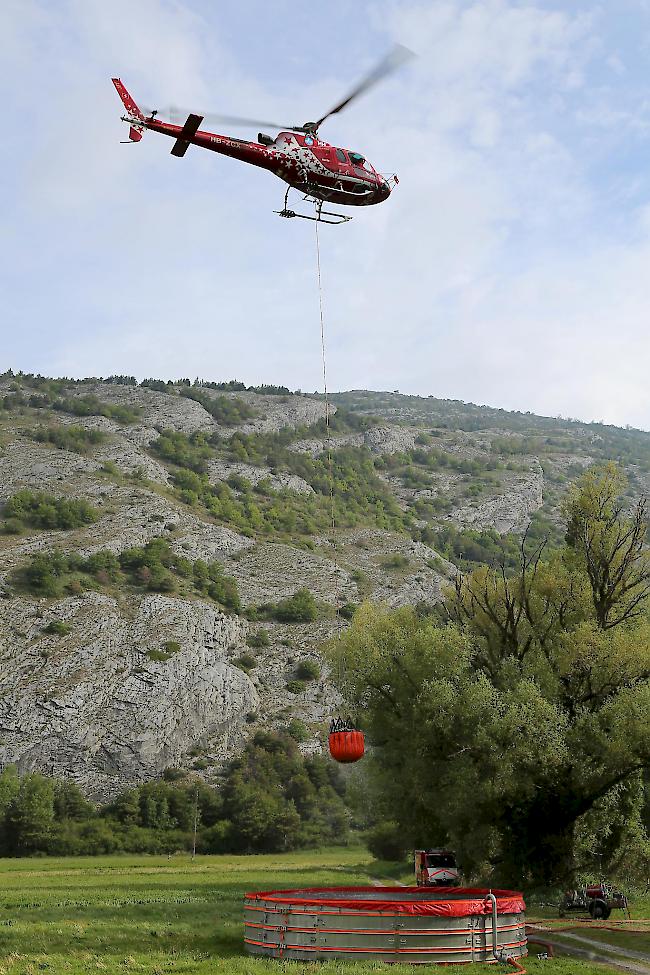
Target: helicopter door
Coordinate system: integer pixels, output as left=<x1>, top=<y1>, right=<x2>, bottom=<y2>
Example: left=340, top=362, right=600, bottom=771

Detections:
left=333, top=147, right=352, bottom=173
left=311, top=144, right=335, bottom=171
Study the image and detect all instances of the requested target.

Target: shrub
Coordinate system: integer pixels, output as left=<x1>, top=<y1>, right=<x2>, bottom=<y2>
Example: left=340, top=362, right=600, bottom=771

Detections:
left=32, top=425, right=106, bottom=454
left=380, top=554, right=410, bottom=571
left=1, top=517, right=23, bottom=535
left=235, top=653, right=257, bottom=671
left=21, top=550, right=69, bottom=596
left=227, top=474, right=250, bottom=492
left=12, top=540, right=240, bottom=612
left=147, top=649, right=174, bottom=662
left=192, top=559, right=241, bottom=613
left=286, top=679, right=306, bottom=694
left=365, top=820, right=410, bottom=861
left=246, top=629, right=270, bottom=648
left=338, top=601, right=358, bottom=621
left=152, top=429, right=213, bottom=473
left=287, top=718, right=309, bottom=742
left=294, top=659, right=320, bottom=681
left=179, top=388, right=257, bottom=425
left=3, top=490, right=99, bottom=531
left=274, top=588, right=317, bottom=623
left=42, top=621, right=72, bottom=636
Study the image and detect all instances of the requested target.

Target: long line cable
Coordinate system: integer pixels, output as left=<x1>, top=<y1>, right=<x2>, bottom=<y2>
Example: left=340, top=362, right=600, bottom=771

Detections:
left=315, top=221, right=343, bottom=659
left=315, top=219, right=336, bottom=541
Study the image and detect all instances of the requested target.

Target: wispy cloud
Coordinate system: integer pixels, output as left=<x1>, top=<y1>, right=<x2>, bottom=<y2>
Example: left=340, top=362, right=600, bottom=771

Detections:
left=2, top=0, right=650, bottom=428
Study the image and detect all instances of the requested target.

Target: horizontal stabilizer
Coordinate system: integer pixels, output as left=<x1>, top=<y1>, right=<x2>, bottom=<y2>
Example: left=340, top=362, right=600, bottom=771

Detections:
left=171, top=113, right=204, bottom=157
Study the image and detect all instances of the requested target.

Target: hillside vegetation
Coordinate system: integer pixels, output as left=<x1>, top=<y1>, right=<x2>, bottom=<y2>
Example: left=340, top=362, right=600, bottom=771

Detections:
left=1, top=369, right=649, bottom=806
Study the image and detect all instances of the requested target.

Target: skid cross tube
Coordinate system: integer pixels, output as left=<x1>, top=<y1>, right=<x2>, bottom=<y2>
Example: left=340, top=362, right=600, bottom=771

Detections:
left=275, top=188, right=351, bottom=224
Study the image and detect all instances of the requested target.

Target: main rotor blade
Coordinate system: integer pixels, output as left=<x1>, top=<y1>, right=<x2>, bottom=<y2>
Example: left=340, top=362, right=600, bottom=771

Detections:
left=163, top=106, right=301, bottom=132
left=313, top=43, right=414, bottom=130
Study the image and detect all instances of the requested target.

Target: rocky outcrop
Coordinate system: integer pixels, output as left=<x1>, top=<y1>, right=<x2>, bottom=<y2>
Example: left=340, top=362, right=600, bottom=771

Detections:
left=446, top=463, right=545, bottom=534
left=0, top=439, right=100, bottom=497
left=290, top=425, right=418, bottom=458
left=207, top=459, right=314, bottom=495
left=62, top=384, right=217, bottom=439
left=0, top=594, right=256, bottom=800
left=363, top=426, right=418, bottom=454
left=227, top=542, right=355, bottom=606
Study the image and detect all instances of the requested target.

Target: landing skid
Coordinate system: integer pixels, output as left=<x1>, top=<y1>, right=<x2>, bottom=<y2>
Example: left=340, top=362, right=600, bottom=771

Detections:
left=275, top=190, right=351, bottom=225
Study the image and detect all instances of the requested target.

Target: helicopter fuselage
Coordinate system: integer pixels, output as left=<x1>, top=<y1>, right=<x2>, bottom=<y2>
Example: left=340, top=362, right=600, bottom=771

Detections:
left=134, top=116, right=392, bottom=207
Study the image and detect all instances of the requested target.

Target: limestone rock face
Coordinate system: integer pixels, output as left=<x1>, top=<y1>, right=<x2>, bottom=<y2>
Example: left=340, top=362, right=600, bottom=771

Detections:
left=3, top=378, right=629, bottom=795
left=0, top=439, right=100, bottom=495
left=289, top=426, right=418, bottom=458
left=0, top=594, right=257, bottom=800
left=207, top=459, right=314, bottom=495
left=363, top=426, right=418, bottom=454
left=447, top=462, right=544, bottom=534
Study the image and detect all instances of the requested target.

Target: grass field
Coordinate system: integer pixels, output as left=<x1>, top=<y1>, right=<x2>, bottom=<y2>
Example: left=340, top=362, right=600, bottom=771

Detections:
left=0, top=848, right=645, bottom=974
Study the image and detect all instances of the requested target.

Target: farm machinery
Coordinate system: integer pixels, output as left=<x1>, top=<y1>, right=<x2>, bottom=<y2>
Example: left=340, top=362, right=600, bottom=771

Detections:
left=559, top=882, right=629, bottom=920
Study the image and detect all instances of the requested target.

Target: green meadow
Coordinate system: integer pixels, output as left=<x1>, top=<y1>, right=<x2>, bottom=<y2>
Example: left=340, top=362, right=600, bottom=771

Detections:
left=0, top=848, right=641, bottom=974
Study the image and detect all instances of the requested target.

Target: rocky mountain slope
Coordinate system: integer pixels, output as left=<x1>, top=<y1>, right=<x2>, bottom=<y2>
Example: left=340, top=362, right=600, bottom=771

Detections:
left=1, top=373, right=648, bottom=798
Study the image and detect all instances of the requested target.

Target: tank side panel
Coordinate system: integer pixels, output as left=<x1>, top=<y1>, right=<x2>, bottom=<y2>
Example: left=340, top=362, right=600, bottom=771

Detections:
left=244, top=897, right=527, bottom=964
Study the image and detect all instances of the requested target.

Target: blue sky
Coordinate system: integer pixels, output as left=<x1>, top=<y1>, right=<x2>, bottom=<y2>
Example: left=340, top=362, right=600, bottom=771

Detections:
left=2, top=0, right=650, bottom=428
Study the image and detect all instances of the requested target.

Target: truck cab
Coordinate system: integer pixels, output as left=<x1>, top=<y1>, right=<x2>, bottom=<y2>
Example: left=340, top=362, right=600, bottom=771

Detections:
left=415, top=849, right=461, bottom=887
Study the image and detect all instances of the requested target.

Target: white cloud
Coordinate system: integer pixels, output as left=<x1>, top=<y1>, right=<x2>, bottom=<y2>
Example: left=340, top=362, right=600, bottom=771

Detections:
left=2, top=0, right=650, bottom=429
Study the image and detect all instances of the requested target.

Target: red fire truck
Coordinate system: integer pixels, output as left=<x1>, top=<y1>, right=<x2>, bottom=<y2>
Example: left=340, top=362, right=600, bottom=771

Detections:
left=415, top=849, right=461, bottom=887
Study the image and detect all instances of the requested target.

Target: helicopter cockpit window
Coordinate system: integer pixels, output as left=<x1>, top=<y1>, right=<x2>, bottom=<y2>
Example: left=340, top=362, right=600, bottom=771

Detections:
left=335, top=148, right=348, bottom=163
left=349, top=152, right=366, bottom=168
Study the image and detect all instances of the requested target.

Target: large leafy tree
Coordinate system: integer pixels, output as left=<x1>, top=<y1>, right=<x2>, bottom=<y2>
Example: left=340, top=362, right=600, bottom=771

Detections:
left=330, top=464, right=650, bottom=884
left=3, top=773, right=56, bottom=854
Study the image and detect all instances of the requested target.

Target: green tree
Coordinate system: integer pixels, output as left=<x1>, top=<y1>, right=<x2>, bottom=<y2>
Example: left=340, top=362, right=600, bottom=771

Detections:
left=564, top=462, right=650, bottom=629
left=329, top=465, right=650, bottom=885
left=221, top=730, right=348, bottom=852
left=0, top=766, right=20, bottom=853
left=274, top=588, right=318, bottom=622
left=5, top=773, right=56, bottom=854
left=53, top=780, right=94, bottom=821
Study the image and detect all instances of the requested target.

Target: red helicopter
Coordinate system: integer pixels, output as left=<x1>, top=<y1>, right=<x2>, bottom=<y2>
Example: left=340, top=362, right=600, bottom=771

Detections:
left=112, top=46, right=411, bottom=224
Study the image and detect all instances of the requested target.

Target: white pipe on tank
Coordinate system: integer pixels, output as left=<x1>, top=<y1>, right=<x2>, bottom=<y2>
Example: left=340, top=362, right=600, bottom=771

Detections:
left=486, top=892, right=501, bottom=962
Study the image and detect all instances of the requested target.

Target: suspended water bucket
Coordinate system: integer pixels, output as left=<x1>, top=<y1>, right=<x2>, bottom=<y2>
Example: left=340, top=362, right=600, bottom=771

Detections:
left=328, top=719, right=365, bottom=763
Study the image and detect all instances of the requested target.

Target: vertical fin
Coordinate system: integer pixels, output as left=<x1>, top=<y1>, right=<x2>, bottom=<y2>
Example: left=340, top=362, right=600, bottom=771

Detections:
left=112, top=78, right=145, bottom=121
